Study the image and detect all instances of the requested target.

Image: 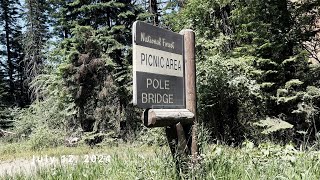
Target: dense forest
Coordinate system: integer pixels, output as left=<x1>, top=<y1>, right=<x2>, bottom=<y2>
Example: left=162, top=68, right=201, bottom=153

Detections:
left=0, top=0, right=320, bottom=149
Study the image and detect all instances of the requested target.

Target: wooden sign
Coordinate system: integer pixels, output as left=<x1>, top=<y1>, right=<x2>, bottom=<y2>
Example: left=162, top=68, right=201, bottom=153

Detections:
left=132, top=21, right=198, bottom=169
left=132, top=21, right=185, bottom=109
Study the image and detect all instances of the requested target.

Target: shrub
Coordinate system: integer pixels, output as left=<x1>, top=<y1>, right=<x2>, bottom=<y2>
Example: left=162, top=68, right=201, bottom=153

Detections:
left=28, top=126, right=65, bottom=150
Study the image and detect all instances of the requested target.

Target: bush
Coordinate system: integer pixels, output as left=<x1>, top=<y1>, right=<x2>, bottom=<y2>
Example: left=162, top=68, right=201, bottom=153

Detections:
left=11, top=73, right=75, bottom=149
left=197, top=53, right=263, bottom=143
left=137, top=127, right=167, bottom=146
left=28, top=126, right=65, bottom=150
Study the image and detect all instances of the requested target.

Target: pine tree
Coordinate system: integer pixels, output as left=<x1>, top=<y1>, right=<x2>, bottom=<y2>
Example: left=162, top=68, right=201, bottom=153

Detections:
left=54, top=0, right=145, bottom=136
left=0, top=0, right=27, bottom=106
left=23, top=0, right=50, bottom=99
left=49, top=0, right=78, bottom=39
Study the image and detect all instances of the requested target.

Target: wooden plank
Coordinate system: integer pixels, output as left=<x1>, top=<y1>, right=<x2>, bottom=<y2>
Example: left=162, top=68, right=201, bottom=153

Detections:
left=145, top=109, right=194, bottom=127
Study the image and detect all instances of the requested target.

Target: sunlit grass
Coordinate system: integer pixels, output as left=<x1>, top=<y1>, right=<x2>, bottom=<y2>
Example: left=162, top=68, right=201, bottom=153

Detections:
left=0, top=142, right=156, bottom=161
left=1, top=142, right=320, bottom=179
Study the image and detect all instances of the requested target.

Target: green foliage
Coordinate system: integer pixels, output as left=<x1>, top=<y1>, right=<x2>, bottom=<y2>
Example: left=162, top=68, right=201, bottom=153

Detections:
left=50, top=0, right=148, bottom=145
left=0, top=108, right=15, bottom=130
left=12, top=70, right=75, bottom=148
left=0, top=0, right=147, bottom=148
left=28, top=126, right=65, bottom=150
left=1, top=144, right=320, bottom=179
left=59, top=25, right=124, bottom=135
left=254, top=117, right=294, bottom=135
left=23, top=0, right=51, bottom=99
left=165, top=0, right=232, bottom=38
left=164, top=0, right=320, bottom=145
left=197, top=53, right=262, bottom=143
left=136, top=127, right=167, bottom=146
left=1, top=0, right=320, bottom=149
left=0, top=0, right=28, bottom=107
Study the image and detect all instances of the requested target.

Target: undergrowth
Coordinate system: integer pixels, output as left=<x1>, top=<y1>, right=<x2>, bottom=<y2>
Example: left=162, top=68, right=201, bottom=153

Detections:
left=1, top=142, right=320, bottom=179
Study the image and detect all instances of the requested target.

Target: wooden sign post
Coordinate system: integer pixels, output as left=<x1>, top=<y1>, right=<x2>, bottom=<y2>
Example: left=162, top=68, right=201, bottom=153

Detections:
left=132, top=21, right=198, bottom=170
left=180, top=29, right=198, bottom=162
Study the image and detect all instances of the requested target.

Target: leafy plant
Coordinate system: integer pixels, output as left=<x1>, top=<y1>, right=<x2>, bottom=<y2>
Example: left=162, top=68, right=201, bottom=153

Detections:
left=254, top=117, right=294, bottom=134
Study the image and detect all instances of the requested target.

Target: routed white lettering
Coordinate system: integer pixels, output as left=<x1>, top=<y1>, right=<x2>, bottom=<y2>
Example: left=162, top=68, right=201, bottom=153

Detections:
left=140, top=52, right=182, bottom=71
left=169, top=94, right=173, bottom=103
left=140, top=93, right=174, bottom=104
left=148, top=93, right=155, bottom=103
left=142, top=93, right=147, bottom=103
left=146, top=78, right=170, bottom=90
left=165, top=80, right=170, bottom=90
left=146, top=78, right=152, bottom=88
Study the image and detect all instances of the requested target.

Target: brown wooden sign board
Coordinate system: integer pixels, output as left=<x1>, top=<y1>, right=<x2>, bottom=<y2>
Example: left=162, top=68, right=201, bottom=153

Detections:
left=132, top=21, right=186, bottom=109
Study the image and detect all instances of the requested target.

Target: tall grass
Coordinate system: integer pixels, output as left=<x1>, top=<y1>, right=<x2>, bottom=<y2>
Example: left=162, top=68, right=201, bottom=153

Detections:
left=1, top=142, right=320, bottom=180
left=2, top=145, right=177, bottom=180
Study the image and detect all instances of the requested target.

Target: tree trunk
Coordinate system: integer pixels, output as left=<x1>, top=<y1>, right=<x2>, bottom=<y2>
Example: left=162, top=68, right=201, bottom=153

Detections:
left=149, top=0, right=158, bottom=26
left=3, top=3, right=15, bottom=103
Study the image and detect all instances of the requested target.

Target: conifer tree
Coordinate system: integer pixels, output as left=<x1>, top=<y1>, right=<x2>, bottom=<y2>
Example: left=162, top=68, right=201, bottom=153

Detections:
left=23, top=0, right=50, bottom=99
left=55, top=0, right=145, bottom=135
left=0, top=0, right=27, bottom=106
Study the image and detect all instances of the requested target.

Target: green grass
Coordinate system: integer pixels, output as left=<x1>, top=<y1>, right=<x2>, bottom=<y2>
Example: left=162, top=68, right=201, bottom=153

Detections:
left=1, top=143, right=177, bottom=180
left=0, top=141, right=156, bottom=161
left=1, top=142, right=320, bottom=179
left=197, top=143, right=320, bottom=180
